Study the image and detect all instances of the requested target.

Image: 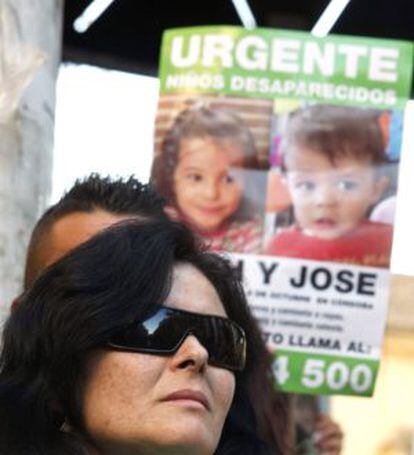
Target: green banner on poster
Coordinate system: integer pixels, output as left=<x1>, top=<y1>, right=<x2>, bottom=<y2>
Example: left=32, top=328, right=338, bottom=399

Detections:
left=160, top=26, right=413, bottom=108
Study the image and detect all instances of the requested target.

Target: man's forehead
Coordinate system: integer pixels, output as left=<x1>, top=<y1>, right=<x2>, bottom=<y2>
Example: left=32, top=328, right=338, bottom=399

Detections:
left=44, top=210, right=132, bottom=270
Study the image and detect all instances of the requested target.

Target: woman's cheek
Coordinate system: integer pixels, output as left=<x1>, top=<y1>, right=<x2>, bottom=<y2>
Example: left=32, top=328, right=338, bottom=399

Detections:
left=215, top=369, right=236, bottom=418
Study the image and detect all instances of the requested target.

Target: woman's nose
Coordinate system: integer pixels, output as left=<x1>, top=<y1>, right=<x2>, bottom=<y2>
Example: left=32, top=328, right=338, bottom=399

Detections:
left=170, top=335, right=209, bottom=373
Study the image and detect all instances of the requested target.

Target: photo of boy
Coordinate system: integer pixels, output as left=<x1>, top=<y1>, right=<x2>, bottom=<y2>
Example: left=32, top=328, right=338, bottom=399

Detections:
left=265, top=104, right=395, bottom=268
left=152, top=102, right=267, bottom=253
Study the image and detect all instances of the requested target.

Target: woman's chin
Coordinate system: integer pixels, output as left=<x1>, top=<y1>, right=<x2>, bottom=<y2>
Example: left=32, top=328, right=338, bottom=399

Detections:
left=157, top=420, right=218, bottom=454
left=95, top=428, right=216, bottom=455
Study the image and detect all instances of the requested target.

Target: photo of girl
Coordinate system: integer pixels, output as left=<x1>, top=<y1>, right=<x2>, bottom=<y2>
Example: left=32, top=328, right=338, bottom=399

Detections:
left=264, top=102, right=402, bottom=268
left=152, top=97, right=271, bottom=254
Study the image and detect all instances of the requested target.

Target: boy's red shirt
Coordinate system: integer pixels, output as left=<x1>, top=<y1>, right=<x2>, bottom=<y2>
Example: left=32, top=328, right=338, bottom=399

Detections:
left=265, top=221, right=393, bottom=268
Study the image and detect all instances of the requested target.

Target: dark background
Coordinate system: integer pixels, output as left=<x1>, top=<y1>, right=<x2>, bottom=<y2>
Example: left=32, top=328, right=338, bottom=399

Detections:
left=63, top=0, right=414, bottom=92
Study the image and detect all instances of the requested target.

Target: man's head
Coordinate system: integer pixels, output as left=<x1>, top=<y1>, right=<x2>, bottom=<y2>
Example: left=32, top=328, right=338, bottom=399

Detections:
left=24, top=174, right=167, bottom=289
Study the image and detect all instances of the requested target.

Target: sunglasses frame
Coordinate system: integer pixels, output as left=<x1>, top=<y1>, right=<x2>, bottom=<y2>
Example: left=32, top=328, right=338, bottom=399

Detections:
left=107, top=305, right=246, bottom=371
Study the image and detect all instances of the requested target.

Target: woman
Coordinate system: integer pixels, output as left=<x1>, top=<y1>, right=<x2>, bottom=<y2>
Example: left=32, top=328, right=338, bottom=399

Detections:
left=0, top=220, right=287, bottom=454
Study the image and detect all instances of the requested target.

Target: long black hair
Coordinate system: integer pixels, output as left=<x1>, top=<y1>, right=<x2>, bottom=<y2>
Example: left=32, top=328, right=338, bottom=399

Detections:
left=0, top=220, right=288, bottom=454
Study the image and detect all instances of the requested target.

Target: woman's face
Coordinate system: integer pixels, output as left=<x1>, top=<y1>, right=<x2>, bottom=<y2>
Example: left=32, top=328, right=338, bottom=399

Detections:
left=82, top=263, right=236, bottom=455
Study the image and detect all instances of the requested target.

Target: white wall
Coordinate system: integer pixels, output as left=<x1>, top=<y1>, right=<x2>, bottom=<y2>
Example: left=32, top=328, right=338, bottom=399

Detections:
left=52, top=64, right=159, bottom=202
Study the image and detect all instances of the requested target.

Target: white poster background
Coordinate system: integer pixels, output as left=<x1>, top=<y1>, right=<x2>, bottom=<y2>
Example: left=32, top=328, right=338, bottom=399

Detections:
left=232, top=253, right=390, bottom=360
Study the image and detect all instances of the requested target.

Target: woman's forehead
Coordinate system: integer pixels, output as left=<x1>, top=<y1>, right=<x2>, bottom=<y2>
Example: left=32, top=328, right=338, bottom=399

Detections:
left=167, top=263, right=227, bottom=318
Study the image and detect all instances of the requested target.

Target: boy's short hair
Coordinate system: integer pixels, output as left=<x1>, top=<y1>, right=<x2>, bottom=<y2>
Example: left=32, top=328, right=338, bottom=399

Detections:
left=152, top=104, right=258, bottom=200
left=24, top=174, right=167, bottom=289
left=280, top=104, right=388, bottom=170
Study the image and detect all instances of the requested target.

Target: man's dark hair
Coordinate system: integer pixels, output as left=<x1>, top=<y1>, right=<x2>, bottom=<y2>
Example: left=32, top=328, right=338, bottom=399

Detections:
left=24, top=174, right=167, bottom=289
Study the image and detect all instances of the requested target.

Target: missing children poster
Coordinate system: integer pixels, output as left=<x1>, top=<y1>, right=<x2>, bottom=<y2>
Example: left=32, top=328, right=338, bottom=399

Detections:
left=151, top=26, right=414, bottom=396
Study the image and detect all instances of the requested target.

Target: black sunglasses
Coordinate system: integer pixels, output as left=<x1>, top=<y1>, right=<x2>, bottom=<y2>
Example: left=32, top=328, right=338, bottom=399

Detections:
left=107, top=306, right=246, bottom=371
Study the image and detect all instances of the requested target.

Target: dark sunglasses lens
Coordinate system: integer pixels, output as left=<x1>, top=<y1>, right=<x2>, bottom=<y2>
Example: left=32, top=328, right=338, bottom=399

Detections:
left=110, top=308, right=183, bottom=352
left=196, top=316, right=246, bottom=371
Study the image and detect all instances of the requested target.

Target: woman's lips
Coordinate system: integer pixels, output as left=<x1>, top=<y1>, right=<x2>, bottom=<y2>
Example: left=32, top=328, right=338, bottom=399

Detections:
left=161, top=389, right=210, bottom=410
